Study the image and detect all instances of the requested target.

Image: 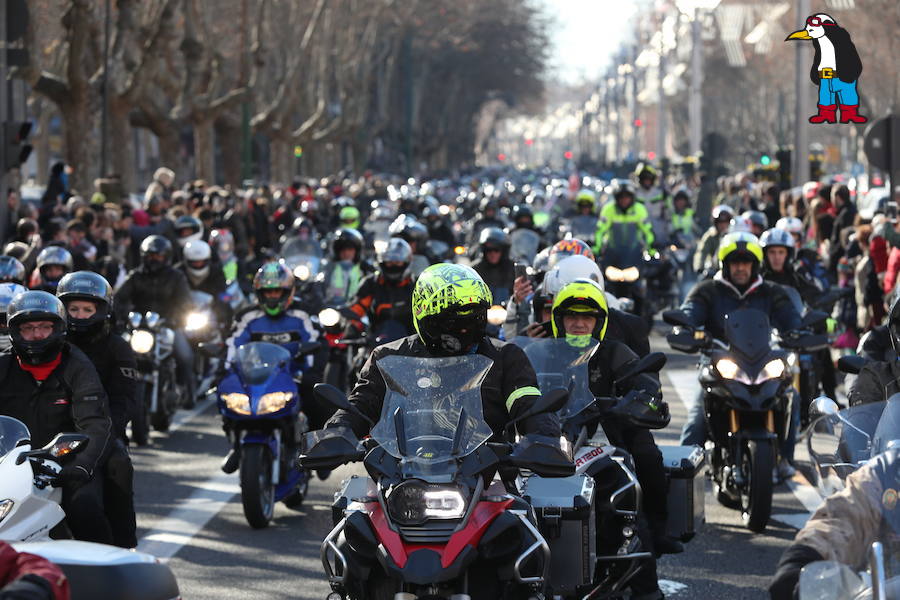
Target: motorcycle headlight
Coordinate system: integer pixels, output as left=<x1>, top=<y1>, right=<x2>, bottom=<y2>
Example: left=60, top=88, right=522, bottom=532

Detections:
left=128, top=311, right=142, bottom=329
left=257, top=391, right=292, bottom=414
left=186, top=312, right=209, bottom=332
left=144, top=312, right=161, bottom=330
left=222, top=393, right=251, bottom=415
left=605, top=266, right=624, bottom=281
left=318, top=308, right=341, bottom=328
left=293, top=265, right=311, bottom=281
left=130, top=330, right=155, bottom=354
left=762, top=359, right=786, bottom=379
left=715, top=358, right=740, bottom=380
left=386, top=481, right=468, bottom=525
left=454, top=245, right=466, bottom=255
left=0, top=499, right=14, bottom=523
left=487, top=305, right=507, bottom=326
left=622, top=266, right=640, bottom=282
left=374, top=240, right=388, bottom=254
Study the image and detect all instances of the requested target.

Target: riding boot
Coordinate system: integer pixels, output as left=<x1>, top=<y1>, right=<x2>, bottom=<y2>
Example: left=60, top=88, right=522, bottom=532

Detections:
left=839, top=104, right=867, bottom=124
left=808, top=104, right=837, bottom=124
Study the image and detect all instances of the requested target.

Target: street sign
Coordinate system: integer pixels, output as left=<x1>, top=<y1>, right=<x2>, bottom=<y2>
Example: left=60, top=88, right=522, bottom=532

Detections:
left=864, top=115, right=900, bottom=173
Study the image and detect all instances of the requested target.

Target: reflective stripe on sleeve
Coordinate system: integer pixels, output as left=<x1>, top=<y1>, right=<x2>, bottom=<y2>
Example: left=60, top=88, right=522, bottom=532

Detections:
left=506, top=386, right=541, bottom=413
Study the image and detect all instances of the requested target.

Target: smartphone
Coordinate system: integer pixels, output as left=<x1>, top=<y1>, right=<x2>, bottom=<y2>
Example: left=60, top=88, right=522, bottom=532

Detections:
left=537, top=320, right=553, bottom=336
left=514, top=262, right=529, bottom=281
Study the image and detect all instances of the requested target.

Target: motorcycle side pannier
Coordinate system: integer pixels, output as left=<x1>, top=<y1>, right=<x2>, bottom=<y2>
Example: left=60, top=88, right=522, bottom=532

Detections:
left=660, top=444, right=706, bottom=542
left=520, top=473, right=595, bottom=596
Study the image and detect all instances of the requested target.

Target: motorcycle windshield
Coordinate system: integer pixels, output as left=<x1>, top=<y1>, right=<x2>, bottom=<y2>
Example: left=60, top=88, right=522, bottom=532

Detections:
left=723, top=309, right=771, bottom=363
left=281, top=239, right=323, bottom=277
left=0, top=416, right=31, bottom=456
left=569, top=216, right=597, bottom=241
left=602, top=234, right=643, bottom=268
left=510, top=229, right=541, bottom=263
left=511, top=337, right=597, bottom=419
left=235, top=342, right=291, bottom=385
left=370, top=354, right=494, bottom=472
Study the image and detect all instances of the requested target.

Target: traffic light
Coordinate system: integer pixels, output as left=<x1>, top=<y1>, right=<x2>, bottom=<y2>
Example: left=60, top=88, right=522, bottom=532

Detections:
left=775, top=148, right=791, bottom=188
left=563, top=151, right=573, bottom=160
left=497, top=153, right=506, bottom=162
left=634, top=118, right=643, bottom=128
left=809, top=147, right=825, bottom=181
left=524, top=138, right=534, bottom=146
left=3, top=121, right=32, bottom=171
left=293, top=145, right=303, bottom=157
left=760, top=154, right=771, bottom=166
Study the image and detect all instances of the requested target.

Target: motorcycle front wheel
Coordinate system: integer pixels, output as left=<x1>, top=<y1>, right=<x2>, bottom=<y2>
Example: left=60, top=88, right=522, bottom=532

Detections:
left=240, top=445, right=275, bottom=528
left=741, top=439, right=774, bottom=533
left=150, top=367, right=175, bottom=432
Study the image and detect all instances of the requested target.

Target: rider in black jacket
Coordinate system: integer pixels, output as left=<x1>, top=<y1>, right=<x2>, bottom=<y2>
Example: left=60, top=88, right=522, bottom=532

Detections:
left=114, top=235, right=196, bottom=405
left=0, top=291, right=113, bottom=545
left=57, top=271, right=138, bottom=548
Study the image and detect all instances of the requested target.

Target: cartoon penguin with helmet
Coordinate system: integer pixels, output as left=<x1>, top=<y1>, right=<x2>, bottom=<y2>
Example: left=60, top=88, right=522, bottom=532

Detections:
left=786, top=13, right=867, bottom=124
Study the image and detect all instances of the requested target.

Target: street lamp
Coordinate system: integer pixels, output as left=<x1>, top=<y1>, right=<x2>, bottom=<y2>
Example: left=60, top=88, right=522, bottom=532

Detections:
left=676, top=0, right=721, bottom=157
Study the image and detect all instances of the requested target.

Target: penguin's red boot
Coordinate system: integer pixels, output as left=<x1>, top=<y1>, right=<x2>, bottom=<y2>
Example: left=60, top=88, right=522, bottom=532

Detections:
left=809, top=104, right=837, bottom=124
left=839, top=104, right=867, bottom=124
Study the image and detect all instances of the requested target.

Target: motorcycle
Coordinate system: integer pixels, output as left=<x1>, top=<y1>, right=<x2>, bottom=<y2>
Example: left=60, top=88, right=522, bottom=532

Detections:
left=124, top=311, right=181, bottom=442
left=642, top=247, right=679, bottom=316
left=282, top=237, right=324, bottom=284
left=185, top=290, right=223, bottom=387
left=0, top=416, right=180, bottom=600
left=798, top=396, right=899, bottom=600
left=218, top=340, right=320, bottom=528
left=511, top=337, right=705, bottom=598
left=300, top=354, right=573, bottom=600
left=668, top=232, right=697, bottom=304
left=561, top=215, right=598, bottom=245
left=601, top=241, right=649, bottom=324
left=663, top=307, right=827, bottom=532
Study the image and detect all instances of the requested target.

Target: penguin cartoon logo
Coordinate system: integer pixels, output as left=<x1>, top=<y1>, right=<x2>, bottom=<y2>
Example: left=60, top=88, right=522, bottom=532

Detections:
left=786, top=13, right=867, bottom=125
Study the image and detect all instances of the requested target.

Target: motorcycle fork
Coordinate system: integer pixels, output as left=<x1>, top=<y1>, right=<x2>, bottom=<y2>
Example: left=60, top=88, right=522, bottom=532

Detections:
left=728, top=411, right=776, bottom=487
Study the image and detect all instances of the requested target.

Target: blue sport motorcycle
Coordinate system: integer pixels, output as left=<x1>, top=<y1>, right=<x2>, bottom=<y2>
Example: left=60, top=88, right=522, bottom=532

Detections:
left=218, top=341, right=313, bottom=528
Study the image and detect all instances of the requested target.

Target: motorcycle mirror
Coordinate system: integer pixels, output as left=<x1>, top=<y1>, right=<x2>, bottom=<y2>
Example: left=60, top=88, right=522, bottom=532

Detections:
left=837, top=355, right=866, bottom=375
left=313, top=383, right=374, bottom=427
left=617, top=351, right=667, bottom=381
left=510, top=388, right=569, bottom=427
left=810, top=396, right=840, bottom=418
left=800, top=310, right=828, bottom=330
left=662, top=309, right=692, bottom=328
left=16, top=433, right=89, bottom=464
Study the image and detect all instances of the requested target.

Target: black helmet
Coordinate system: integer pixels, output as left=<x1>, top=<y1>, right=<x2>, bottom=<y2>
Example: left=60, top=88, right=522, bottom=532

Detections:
left=332, top=229, right=363, bottom=262
left=611, top=181, right=636, bottom=201
left=511, top=204, right=534, bottom=228
left=478, top=227, right=510, bottom=254
left=8, top=290, right=67, bottom=365
left=36, top=246, right=74, bottom=290
left=253, top=261, right=296, bottom=317
left=56, top=271, right=114, bottom=339
left=377, top=238, right=412, bottom=283
left=0, top=256, right=26, bottom=285
left=140, top=235, right=173, bottom=273
left=3, top=242, right=28, bottom=263
left=389, top=215, right=429, bottom=246
left=174, top=215, right=203, bottom=247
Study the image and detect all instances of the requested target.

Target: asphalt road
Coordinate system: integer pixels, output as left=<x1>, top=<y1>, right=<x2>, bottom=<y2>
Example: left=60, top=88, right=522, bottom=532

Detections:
left=129, top=331, right=825, bottom=599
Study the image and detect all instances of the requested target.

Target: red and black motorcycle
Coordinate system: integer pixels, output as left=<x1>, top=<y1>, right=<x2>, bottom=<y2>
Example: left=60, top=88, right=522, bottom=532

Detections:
left=301, top=354, right=572, bottom=600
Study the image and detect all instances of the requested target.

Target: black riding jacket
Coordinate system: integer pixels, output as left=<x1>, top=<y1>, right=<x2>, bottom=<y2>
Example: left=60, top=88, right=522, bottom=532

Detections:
left=114, top=264, right=192, bottom=324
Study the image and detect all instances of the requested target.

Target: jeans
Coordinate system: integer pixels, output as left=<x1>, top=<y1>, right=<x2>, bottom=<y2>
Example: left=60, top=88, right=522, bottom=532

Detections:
left=818, top=77, right=860, bottom=106
left=172, top=330, right=197, bottom=397
left=680, top=387, right=800, bottom=463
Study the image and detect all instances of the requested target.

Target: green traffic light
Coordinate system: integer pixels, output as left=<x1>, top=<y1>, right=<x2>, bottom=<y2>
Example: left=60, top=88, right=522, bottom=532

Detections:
left=760, top=155, right=771, bottom=166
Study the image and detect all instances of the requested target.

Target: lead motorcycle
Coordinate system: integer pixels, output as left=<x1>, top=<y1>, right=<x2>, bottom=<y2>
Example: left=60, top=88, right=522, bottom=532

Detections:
left=0, top=416, right=179, bottom=600
left=663, top=307, right=827, bottom=532
left=300, top=354, right=573, bottom=600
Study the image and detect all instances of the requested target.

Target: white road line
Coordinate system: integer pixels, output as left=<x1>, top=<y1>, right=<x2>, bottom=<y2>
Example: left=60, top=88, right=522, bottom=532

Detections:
left=137, top=471, right=239, bottom=561
left=659, top=579, right=688, bottom=596
left=664, top=367, right=700, bottom=410
left=770, top=513, right=812, bottom=530
left=784, top=472, right=824, bottom=514
left=167, top=394, right=217, bottom=434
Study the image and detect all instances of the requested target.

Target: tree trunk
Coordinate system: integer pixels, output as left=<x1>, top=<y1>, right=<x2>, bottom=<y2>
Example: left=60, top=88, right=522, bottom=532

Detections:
left=60, top=99, right=90, bottom=193
left=216, top=119, right=242, bottom=187
left=270, top=136, right=292, bottom=185
left=193, top=116, right=216, bottom=183
left=35, top=109, right=52, bottom=184
left=108, top=97, right=136, bottom=192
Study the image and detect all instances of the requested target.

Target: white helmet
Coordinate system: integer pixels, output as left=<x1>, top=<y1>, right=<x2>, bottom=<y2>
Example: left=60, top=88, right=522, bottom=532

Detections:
left=183, top=240, right=212, bottom=284
left=775, top=216, right=804, bottom=235
left=540, top=255, right=604, bottom=297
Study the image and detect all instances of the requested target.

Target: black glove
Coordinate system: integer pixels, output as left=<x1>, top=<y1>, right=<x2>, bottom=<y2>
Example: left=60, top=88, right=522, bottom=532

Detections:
left=769, top=544, right=824, bottom=600
left=52, top=464, right=91, bottom=488
left=0, top=575, right=54, bottom=600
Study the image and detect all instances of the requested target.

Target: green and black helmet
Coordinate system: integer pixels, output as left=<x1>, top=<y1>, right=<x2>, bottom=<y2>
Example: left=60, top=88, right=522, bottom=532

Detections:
left=412, top=263, right=492, bottom=356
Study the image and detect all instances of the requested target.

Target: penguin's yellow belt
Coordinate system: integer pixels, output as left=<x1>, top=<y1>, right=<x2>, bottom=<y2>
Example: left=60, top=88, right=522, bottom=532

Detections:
left=818, top=68, right=835, bottom=79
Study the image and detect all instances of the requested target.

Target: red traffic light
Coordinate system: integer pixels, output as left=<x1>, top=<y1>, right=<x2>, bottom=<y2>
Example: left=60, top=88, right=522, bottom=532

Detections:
left=634, top=119, right=642, bottom=127
left=563, top=151, right=573, bottom=160
left=647, top=151, right=656, bottom=160
left=524, top=138, right=534, bottom=146
left=497, top=153, right=506, bottom=162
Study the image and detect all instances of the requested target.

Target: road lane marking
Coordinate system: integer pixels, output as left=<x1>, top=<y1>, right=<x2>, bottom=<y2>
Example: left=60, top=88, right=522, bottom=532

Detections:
left=137, top=471, right=239, bottom=560
left=665, top=367, right=700, bottom=410
left=660, top=579, right=688, bottom=596
left=168, top=394, right=217, bottom=433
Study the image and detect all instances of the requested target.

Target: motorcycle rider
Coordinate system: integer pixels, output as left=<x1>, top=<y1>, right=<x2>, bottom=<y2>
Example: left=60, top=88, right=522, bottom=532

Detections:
left=0, top=541, right=69, bottom=600
left=677, top=232, right=801, bottom=478
left=759, top=228, right=822, bottom=304
left=338, top=206, right=361, bottom=232
left=31, top=247, right=74, bottom=294
left=319, top=229, right=373, bottom=307
left=742, top=210, right=768, bottom=238
left=0, top=255, right=26, bottom=285
left=388, top=215, right=430, bottom=277
left=421, top=203, right=457, bottom=248
left=114, top=235, right=197, bottom=407
left=471, top=227, right=516, bottom=305
left=56, top=271, right=138, bottom=548
left=594, top=181, right=655, bottom=255
left=550, top=279, right=673, bottom=598
left=693, top=205, right=733, bottom=275
left=343, top=238, right=416, bottom=341
left=324, top=262, right=559, bottom=441
left=0, top=283, right=26, bottom=353
left=468, top=198, right=506, bottom=246
left=634, top=163, right=667, bottom=242
left=222, top=261, right=326, bottom=473
left=669, top=189, right=698, bottom=243
left=173, top=215, right=204, bottom=250
left=176, top=240, right=232, bottom=327
left=0, top=291, right=113, bottom=544
left=848, top=297, right=900, bottom=406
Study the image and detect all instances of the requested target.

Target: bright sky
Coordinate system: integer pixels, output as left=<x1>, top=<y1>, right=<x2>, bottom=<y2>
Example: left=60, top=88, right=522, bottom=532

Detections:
left=540, top=0, right=641, bottom=83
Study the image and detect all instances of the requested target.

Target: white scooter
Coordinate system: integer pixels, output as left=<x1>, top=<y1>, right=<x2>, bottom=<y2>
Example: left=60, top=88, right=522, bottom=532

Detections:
left=0, top=416, right=180, bottom=600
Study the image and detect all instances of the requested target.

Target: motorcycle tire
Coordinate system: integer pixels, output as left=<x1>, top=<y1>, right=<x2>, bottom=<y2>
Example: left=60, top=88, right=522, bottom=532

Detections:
left=741, top=439, right=774, bottom=533
left=131, top=383, right=151, bottom=446
left=240, top=445, right=275, bottom=529
left=151, top=369, right=175, bottom=432
left=282, top=476, right=309, bottom=510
